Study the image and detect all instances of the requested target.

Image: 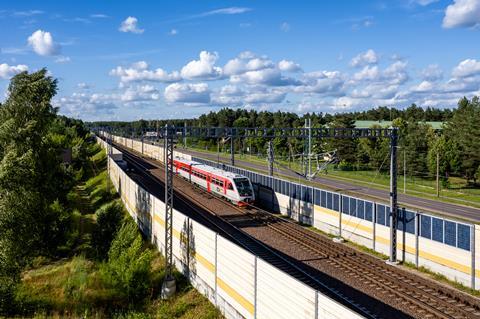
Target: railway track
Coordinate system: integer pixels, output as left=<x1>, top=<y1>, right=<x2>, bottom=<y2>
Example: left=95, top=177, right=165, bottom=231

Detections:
left=116, top=146, right=377, bottom=318
left=112, top=140, right=480, bottom=319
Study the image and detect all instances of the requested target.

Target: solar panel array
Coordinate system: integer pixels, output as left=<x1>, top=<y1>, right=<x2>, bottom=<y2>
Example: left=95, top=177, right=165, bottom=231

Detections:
left=193, top=157, right=472, bottom=252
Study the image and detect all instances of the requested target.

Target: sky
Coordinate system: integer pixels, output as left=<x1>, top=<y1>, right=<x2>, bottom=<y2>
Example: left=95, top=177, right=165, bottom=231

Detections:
left=1, top=0, right=480, bottom=121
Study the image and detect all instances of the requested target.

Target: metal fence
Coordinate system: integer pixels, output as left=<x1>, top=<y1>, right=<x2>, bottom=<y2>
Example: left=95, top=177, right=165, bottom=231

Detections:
left=192, top=157, right=472, bottom=252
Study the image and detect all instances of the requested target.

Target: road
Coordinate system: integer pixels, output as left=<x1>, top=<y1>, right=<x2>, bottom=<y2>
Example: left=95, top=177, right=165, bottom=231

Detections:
left=175, top=147, right=480, bottom=223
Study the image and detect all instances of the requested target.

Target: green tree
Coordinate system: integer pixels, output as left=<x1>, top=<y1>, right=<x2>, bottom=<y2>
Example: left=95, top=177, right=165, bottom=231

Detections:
left=101, top=220, right=154, bottom=302
left=446, top=97, right=480, bottom=183
left=427, top=135, right=460, bottom=185
left=357, top=125, right=390, bottom=170
left=327, top=115, right=358, bottom=164
left=0, top=70, right=75, bottom=314
left=399, top=119, right=434, bottom=178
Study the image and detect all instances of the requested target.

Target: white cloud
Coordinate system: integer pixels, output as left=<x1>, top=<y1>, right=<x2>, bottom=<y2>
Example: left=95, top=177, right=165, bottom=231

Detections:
left=0, top=63, right=28, bottom=79
left=352, top=61, right=408, bottom=85
left=443, top=0, right=480, bottom=28
left=164, top=83, right=210, bottom=103
left=244, top=89, right=286, bottom=103
left=169, top=29, right=178, bottom=35
left=181, top=51, right=222, bottom=80
left=90, top=13, right=109, bottom=18
left=110, top=61, right=181, bottom=83
left=383, top=61, right=409, bottom=84
left=223, top=53, right=274, bottom=76
left=353, top=65, right=380, bottom=81
left=350, top=49, right=379, bottom=67
left=77, top=82, right=90, bottom=89
left=332, top=96, right=357, bottom=110
left=421, top=64, right=443, bottom=81
left=280, top=22, right=290, bottom=32
left=230, top=68, right=300, bottom=86
left=27, top=30, right=60, bottom=56
left=13, top=10, right=43, bottom=17
left=119, top=16, right=144, bottom=34
left=121, top=84, right=160, bottom=102
left=411, top=80, right=436, bottom=93
left=296, top=71, right=345, bottom=95
left=55, top=56, right=71, bottom=63
left=452, top=58, right=480, bottom=78
left=201, top=7, right=251, bottom=16
left=211, top=85, right=245, bottom=105
left=278, top=60, right=302, bottom=72
left=411, top=0, right=439, bottom=5
left=219, top=85, right=244, bottom=96
left=57, top=92, right=117, bottom=119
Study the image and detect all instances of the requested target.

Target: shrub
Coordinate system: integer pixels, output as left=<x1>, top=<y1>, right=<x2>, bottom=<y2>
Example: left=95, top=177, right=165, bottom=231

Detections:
left=0, top=276, right=17, bottom=315
left=337, top=160, right=355, bottom=171
left=100, top=220, right=154, bottom=303
left=92, top=201, right=124, bottom=259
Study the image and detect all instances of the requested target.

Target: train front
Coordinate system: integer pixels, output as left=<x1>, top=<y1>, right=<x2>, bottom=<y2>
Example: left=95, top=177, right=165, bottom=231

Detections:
left=233, top=177, right=255, bottom=206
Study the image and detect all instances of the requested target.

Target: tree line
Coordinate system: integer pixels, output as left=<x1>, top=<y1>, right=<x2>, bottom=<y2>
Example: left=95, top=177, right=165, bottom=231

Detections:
left=92, top=98, right=480, bottom=186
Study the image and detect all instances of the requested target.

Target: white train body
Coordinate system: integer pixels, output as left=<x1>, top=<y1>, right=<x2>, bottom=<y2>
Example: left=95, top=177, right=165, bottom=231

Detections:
left=173, top=157, right=255, bottom=206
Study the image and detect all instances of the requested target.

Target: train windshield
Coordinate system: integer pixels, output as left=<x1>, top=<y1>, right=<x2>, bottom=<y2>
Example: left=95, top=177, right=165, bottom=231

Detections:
left=234, top=178, right=253, bottom=196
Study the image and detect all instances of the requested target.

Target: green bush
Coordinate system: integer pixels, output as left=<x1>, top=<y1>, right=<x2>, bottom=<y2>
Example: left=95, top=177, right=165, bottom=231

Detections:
left=0, top=276, right=17, bottom=315
left=92, top=201, right=124, bottom=259
left=337, top=160, right=355, bottom=171
left=100, top=220, right=154, bottom=303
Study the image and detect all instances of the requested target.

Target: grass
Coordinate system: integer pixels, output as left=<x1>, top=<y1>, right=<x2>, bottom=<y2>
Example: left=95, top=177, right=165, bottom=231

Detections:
left=186, top=145, right=480, bottom=209
left=16, top=254, right=222, bottom=318
left=11, top=142, right=222, bottom=319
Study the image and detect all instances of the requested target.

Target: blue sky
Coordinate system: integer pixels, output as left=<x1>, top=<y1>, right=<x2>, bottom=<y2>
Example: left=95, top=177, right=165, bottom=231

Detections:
left=1, top=0, right=480, bottom=121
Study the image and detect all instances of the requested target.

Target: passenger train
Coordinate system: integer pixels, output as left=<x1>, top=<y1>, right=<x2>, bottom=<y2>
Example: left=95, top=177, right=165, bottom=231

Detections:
left=173, top=157, right=255, bottom=206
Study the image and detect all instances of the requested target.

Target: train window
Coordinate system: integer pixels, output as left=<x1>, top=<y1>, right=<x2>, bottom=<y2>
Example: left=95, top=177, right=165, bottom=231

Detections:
left=228, top=183, right=234, bottom=190
left=234, top=178, right=253, bottom=196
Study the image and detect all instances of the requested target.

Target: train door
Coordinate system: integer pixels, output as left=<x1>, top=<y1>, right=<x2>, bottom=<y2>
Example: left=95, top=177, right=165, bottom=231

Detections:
left=207, top=174, right=211, bottom=192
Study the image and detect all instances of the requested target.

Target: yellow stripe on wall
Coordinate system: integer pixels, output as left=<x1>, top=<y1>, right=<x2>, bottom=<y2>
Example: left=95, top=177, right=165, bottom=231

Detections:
left=194, top=252, right=215, bottom=273
left=375, top=235, right=473, bottom=275
left=342, top=219, right=373, bottom=234
left=217, top=277, right=255, bottom=316
left=314, top=206, right=339, bottom=218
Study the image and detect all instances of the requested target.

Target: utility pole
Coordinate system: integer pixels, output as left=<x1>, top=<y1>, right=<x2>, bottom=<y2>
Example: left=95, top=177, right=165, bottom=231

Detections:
left=304, top=119, right=308, bottom=177
left=183, top=121, right=187, bottom=148
left=404, top=148, right=406, bottom=194
left=217, top=138, right=220, bottom=165
left=308, top=118, right=312, bottom=179
left=436, top=151, right=440, bottom=197
left=161, top=124, right=176, bottom=299
left=268, top=140, right=274, bottom=176
left=230, top=134, right=235, bottom=166
left=388, top=128, right=399, bottom=265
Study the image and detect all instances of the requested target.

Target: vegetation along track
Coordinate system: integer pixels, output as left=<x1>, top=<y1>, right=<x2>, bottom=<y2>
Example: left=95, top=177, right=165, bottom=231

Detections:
left=112, top=140, right=480, bottom=319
